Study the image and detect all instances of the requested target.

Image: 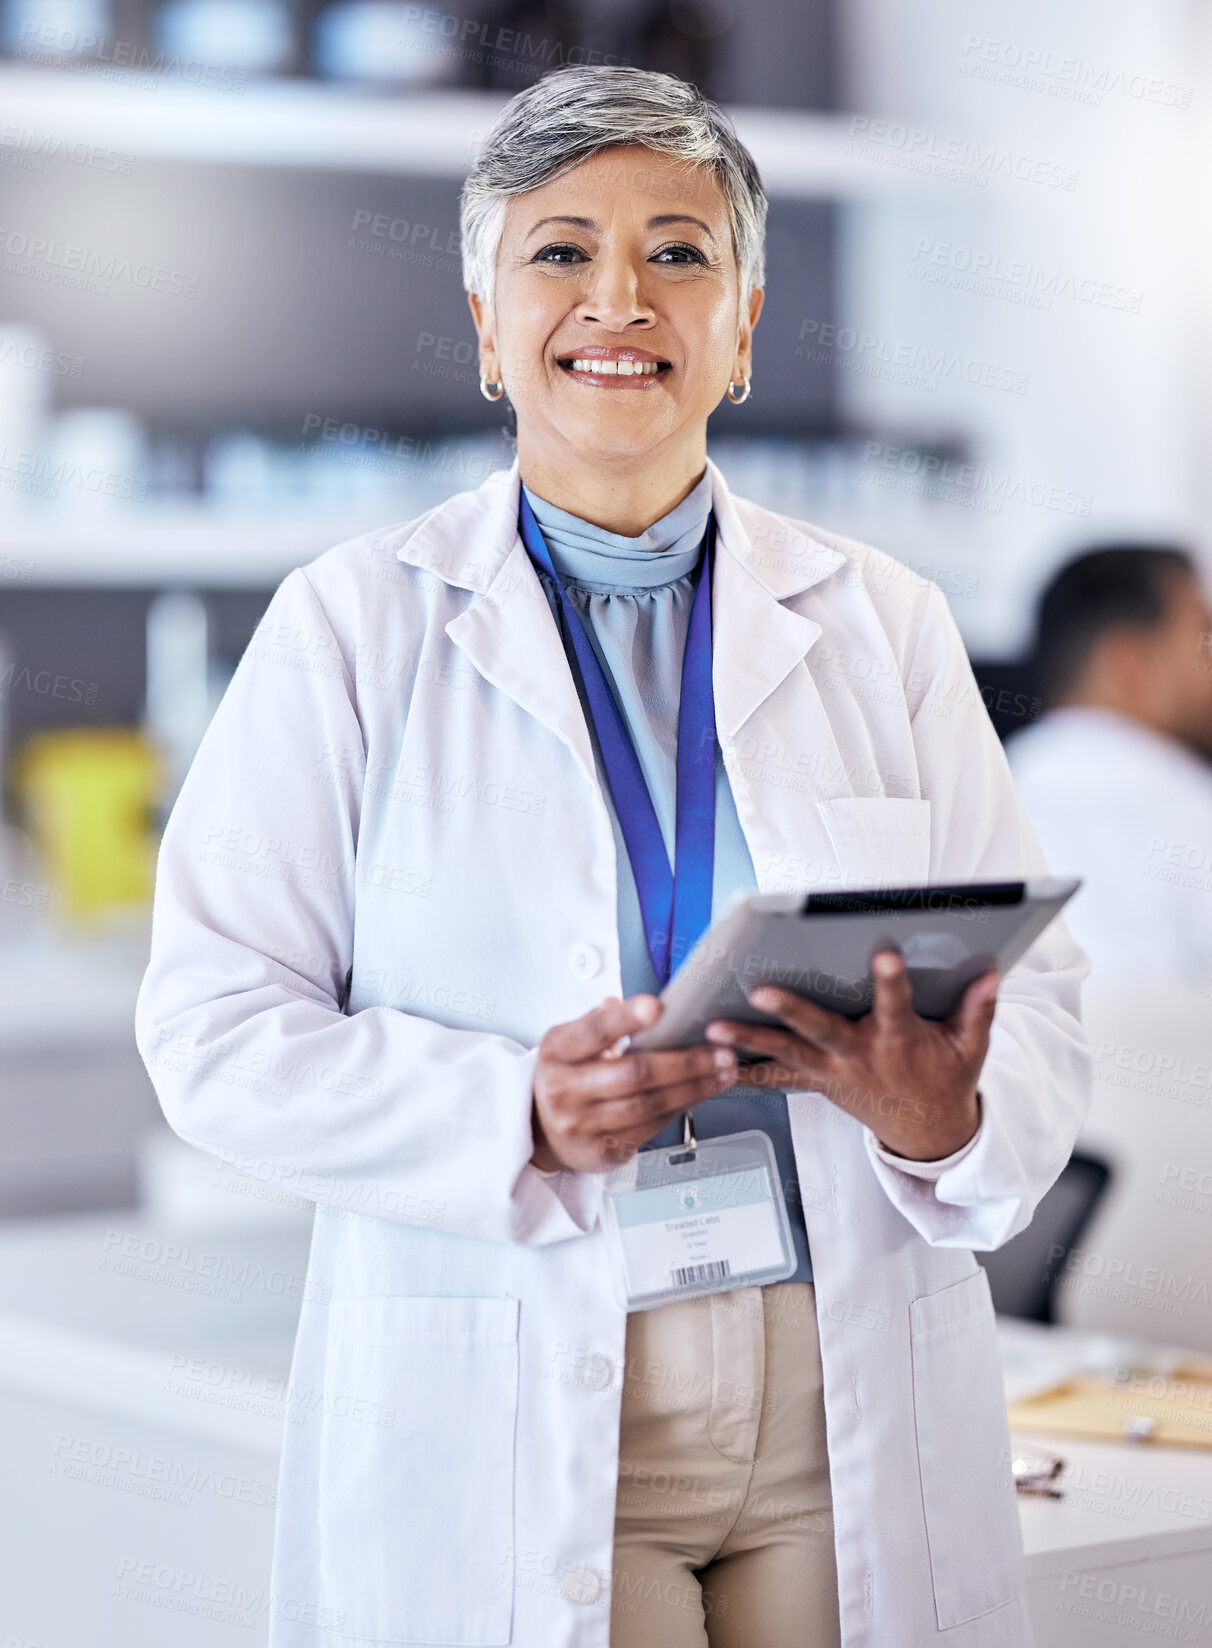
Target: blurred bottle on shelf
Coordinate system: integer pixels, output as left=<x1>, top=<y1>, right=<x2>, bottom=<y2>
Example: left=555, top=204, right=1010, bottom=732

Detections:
left=314, top=1, right=461, bottom=85
left=38, top=408, right=149, bottom=517
left=0, top=630, right=46, bottom=945
left=143, top=589, right=216, bottom=803
left=203, top=427, right=283, bottom=510
left=154, top=0, right=296, bottom=75
left=0, top=324, right=52, bottom=520
left=1, top=0, right=111, bottom=59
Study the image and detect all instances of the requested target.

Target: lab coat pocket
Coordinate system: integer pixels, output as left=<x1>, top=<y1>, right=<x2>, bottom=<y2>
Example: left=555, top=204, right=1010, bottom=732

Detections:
left=819, top=796, right=931, bottom=887
left=910, top=1268, right=1023, bottom=1630
left=318, top=1294, right=520, bottom=1645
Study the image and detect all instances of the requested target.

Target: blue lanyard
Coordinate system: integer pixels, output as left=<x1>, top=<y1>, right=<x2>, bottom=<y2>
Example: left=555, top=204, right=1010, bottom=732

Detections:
left=518, top=489, right=718, bottom=987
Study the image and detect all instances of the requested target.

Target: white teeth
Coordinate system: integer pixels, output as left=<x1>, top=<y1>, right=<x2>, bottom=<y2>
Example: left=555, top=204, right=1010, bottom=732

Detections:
left=567, top=358, right=660, bottom=375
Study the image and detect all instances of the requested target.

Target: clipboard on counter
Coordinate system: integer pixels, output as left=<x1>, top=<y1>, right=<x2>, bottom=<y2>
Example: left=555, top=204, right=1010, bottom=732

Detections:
left=1008, top=1358, right=1212, bottom=1450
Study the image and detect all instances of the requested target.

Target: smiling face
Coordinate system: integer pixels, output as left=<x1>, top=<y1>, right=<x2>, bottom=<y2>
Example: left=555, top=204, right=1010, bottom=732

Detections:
left=468, top=145, right=762, bottom=490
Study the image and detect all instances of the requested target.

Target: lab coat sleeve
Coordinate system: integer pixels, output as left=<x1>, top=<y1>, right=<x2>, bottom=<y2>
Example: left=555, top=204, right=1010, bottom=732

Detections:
left=861, top=582, right=1093, bottom=1249
left=868, top=1115, right=983, bottom=1179
left=134, top=566, right=595, bottom=1249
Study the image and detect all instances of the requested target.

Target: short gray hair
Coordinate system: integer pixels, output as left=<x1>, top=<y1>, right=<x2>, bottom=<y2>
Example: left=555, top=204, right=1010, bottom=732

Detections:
left=460, top=65, right=767, bottom=315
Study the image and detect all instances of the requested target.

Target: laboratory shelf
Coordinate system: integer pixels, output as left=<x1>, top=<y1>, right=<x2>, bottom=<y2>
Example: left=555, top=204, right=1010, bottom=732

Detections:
left=0, top=65, right=943, bottom=198
left=0, top=502, right=396, bottom=587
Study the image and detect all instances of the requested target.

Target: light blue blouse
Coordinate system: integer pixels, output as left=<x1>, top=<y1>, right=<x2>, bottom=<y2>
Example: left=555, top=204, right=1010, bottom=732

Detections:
left=522, top=473, right=812, bottom=1285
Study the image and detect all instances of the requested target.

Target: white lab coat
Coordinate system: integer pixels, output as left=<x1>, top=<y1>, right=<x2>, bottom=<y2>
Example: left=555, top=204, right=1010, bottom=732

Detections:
left=1008, top=706, right=1212, bottom=987
left=135, top=456, right=1091, bottom=1648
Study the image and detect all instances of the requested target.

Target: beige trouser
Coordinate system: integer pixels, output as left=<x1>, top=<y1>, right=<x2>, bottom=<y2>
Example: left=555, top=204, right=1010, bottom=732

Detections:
left=611, top=1282, right=841, bottom=1648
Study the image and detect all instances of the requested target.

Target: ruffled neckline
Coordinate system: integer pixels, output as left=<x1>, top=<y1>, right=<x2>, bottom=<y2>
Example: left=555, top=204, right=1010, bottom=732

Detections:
left=521, top=469, right=711, bottom=592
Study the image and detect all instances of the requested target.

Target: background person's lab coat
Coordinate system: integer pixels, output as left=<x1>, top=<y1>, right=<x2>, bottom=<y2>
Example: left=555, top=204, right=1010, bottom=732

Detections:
left=135, top=458, right=1092, bottom=1647
left=1008, top=705, right=1212, bottom=986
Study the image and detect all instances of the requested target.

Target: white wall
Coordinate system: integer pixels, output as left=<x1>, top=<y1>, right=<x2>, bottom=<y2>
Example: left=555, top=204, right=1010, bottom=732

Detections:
left=832, top=0, right=1204, bottom=653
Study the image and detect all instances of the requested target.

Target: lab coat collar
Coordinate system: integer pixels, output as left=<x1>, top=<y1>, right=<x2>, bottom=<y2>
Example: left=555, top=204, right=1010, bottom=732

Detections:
left=391, top=456, right=846, bottom=774
left=391, top=454, right=845, bottom=600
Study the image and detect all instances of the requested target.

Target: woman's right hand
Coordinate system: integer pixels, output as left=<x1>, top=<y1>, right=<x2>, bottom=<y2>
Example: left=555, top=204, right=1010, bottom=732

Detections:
left=531, top=994, right=738, bottom=1174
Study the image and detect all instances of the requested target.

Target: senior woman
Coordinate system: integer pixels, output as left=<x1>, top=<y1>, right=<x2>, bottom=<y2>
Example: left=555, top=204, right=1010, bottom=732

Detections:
left=136, top=64, right=1090, bottom=1648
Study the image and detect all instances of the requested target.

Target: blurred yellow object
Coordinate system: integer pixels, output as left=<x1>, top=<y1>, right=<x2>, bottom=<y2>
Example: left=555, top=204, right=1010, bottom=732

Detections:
left=12, top=728, right=163, bottom=925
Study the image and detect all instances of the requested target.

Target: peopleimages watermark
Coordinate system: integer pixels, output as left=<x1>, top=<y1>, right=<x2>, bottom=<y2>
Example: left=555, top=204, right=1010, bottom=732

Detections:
left=112, top=1557, right=346, bottom=1632
left=2, top=874, right=49, bottom=910
left=300, top=413, right=496, bottom=487
left=1158, top=1161, right=1212, bottom=1216
left=348, top=209, right=460, bottom=273
left=861, top=441, right=1092, bottom=518
left=145, top=1022, right=385, bottom=1109
left=211, top=1146, right=447, bottom=1225
left=50, top=1432, right=277, bottom=1509
left=396, top=7, right=629, bottom=81
left=1047, top=1242, right=1210, bottom=1318
left=99, top=1227, right=333, bottom=1304
left=795, top=318, right=1027, bottom=396
left=17, top=21, right=249, bottom=91
left=959, top=34, right=1193, bottom=110
left=411, top=330, right=479, bottom=388
left=1054, top=1577, right=1207, bottom=1643
left=0, top=228, right=199, bottom=299
left=1095, top=1035, right=1212, bottom=1109
left=0, top=662, right=99, bottom=705
left=1054, top=1462, right=1212, bottom=1523
left=0, top=442, right=145, bottom=505
left=360, top=966, right=497, bottom=1022
left=0, top=122, right=135, bottom=174
left=196, top=818, right=352, bottom=897
left=908, top=237, right=1143, bottom=314
left=0, top=331, right=84, bottom=379
left=1143, top=836, right=1212, bottom=893
left=846, top=114, right=1079, bottom=191
left=0, top=552, right=35, bottom=583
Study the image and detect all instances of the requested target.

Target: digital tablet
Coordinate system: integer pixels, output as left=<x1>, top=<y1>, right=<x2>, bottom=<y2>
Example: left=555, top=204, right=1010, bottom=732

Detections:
left=628, top=877, right=1080, bottom=1053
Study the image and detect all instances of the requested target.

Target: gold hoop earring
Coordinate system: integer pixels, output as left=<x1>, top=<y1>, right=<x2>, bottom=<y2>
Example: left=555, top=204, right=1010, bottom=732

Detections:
left=727, top=376, right=751, bottom=405
left=479, top=374, right=505, bottom=402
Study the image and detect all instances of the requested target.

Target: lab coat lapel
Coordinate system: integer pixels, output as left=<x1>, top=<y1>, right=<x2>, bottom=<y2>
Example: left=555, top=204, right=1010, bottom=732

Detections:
left=447, top=544, right=603, bottom=789
left=710, top=526, right=824, bottom=742
left=396, top=465, right=601, bottom=789
left=706, top=459, right=851, bottom=890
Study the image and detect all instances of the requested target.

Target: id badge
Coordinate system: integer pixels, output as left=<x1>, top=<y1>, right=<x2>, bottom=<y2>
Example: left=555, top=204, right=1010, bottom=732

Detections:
left=600, top=1127, right=796, bottom=1311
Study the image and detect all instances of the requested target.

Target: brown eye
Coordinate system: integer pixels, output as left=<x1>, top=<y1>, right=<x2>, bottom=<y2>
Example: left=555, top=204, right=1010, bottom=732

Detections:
left=652, top=244, right=708, bottom=265
left=533, top=243, right=589, bottom=264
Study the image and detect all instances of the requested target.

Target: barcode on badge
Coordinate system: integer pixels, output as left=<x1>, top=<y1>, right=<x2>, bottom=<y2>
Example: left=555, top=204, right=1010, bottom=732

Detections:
left=671, top=1259, right=731, bottom=1287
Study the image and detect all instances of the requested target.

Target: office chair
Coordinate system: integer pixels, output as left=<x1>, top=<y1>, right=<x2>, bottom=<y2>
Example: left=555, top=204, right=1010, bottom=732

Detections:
left=977, top=1151, right=1112, bottom=1323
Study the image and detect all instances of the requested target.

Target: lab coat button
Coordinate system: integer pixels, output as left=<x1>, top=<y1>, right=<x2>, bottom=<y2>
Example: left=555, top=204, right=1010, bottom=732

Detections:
left=568, top=942, right=604, bottom=980
left=563, top=1566, right=602, bottom=1604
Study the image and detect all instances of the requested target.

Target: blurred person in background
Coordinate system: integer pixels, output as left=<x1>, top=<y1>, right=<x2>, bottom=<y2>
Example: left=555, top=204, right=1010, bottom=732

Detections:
left=1008, top=545, right=1212, bottom=987
left=136, top=65, right=1090, bottom=1648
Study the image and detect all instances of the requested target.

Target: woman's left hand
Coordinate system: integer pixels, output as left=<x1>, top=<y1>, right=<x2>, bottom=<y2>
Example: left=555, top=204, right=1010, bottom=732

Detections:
left=705, top=950, right=999, bottom=1162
